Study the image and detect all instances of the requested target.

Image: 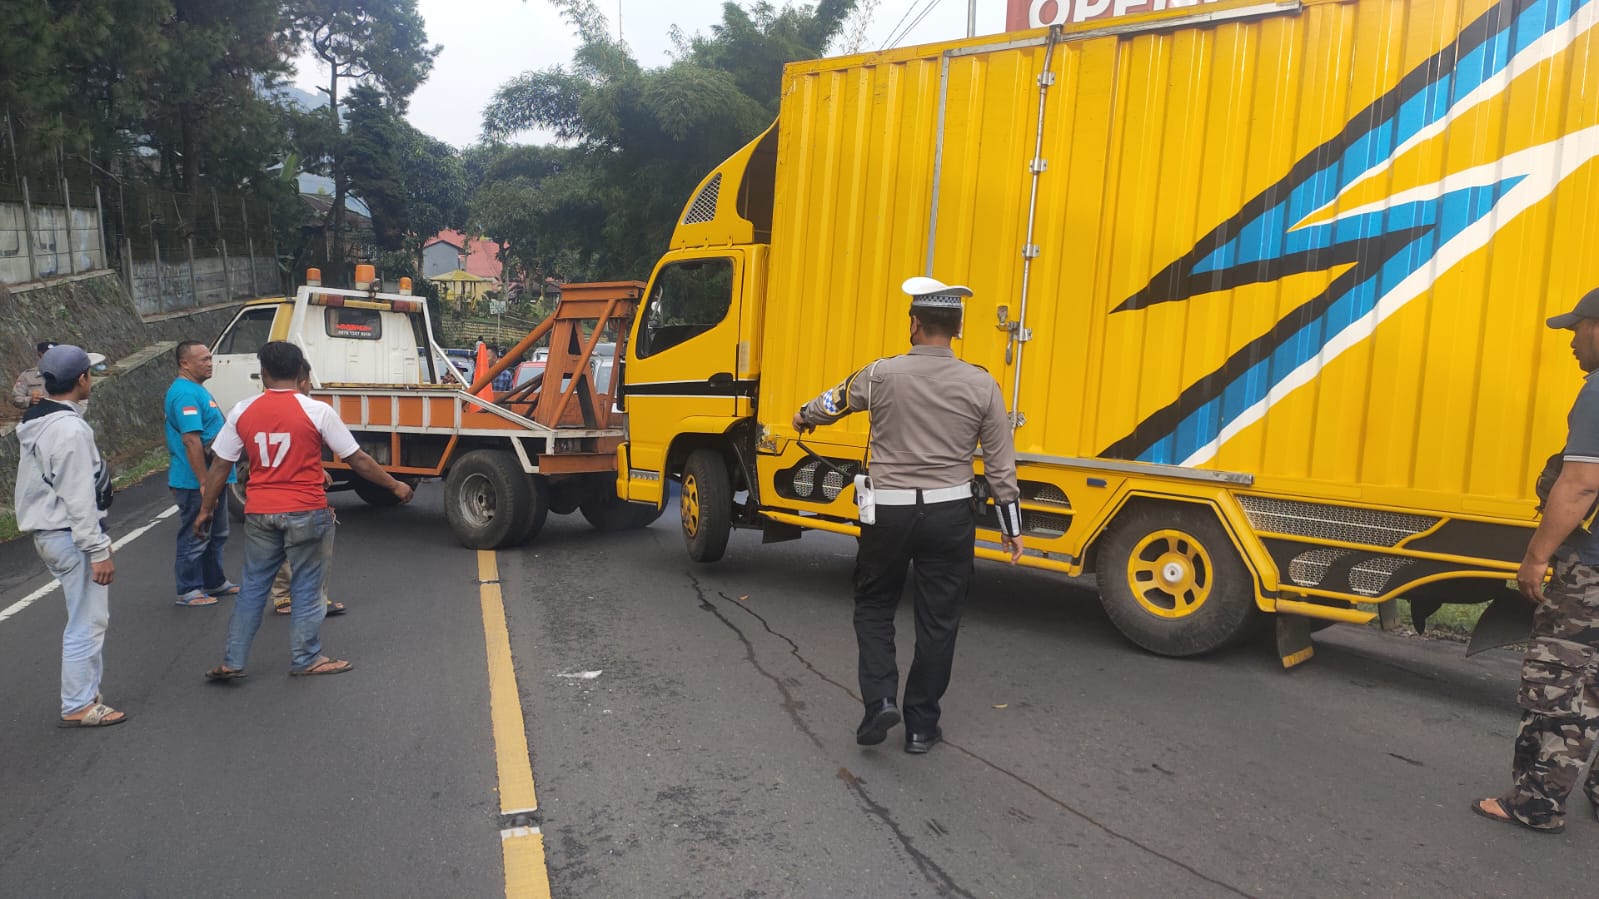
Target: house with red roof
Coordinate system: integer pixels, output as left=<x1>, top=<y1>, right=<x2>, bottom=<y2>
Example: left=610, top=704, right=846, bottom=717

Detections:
left=423, top=229, right=509, bottom=309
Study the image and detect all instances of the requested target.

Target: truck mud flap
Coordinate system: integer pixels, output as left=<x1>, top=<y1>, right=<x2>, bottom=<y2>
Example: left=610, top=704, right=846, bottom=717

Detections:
left=1466, top=592, right=1535, bottom=657
left=1276, top=615, right=1315, bottom=669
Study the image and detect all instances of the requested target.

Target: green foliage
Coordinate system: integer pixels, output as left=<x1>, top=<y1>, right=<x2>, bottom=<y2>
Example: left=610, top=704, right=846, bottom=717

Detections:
left=344, top=84, right=410, bottom=250
left=476, top=0, right=855, bottom=280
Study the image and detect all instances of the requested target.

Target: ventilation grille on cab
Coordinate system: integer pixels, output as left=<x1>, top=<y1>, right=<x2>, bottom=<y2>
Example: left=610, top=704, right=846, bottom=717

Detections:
left=683, top=174, right=722, bottom=224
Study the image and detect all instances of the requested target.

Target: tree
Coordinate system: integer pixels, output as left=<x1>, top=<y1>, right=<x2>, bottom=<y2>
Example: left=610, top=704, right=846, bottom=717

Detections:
left=477, top=0, right=854, bottom=279
left=288, top=0, right=440, bottom=284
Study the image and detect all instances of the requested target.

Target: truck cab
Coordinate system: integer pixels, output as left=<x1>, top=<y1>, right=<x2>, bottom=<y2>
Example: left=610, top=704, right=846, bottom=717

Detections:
left=209, top=268, right=460, bottom=413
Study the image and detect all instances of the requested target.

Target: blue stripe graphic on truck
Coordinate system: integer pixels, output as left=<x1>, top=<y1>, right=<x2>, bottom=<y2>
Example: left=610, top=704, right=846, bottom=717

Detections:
left=1104, top=0, right=1599, bottom=466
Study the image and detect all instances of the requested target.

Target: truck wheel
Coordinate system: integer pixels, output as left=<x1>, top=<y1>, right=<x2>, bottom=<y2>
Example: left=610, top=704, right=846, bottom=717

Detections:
left=444, top=450, right=533, bottom=549
left=681, top=449, right=732, bottom=562
left=226, top=481, right=247, bottom=522
left=1097, top=505, right=1258, bottom=657
left=581, top=491, right=665, bottom=531
left=352, top=474, right=417, bottom=507
left=508, top=476, right=551, bottom=545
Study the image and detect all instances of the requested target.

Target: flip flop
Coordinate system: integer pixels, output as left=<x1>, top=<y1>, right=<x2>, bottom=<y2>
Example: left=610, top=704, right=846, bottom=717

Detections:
left=1470, top=798, right=1564, bottom=835
left=206, top=582, right=241, bottom=597
left=326, top=601, right=347, bottom=617
left=58, top=702, right=128, bottom=728
left=175, top=594, right=218, bottom=607
left=274, top=604, right=291, bottom=615
left=204, top=666, right=247, bottom=682
left=290, top=656, right=353, bottom=677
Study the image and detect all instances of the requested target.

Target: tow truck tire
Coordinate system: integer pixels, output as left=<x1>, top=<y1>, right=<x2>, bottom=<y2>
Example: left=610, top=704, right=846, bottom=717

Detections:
left=226, top=481, right=247, bottom=522
left=581, top=491, right=665, bottom=531
left=681, top=449, right=732, bottom=563
left=351, top=474, right=417, bottom=507
left=510, top=476, right=551, bottom=546
left=445, top=450, right=534, bottom=549
left=1097, top=505, right=1258, bottom=657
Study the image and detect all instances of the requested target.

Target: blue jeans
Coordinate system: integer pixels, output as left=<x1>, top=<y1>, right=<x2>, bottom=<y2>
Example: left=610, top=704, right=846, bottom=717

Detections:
left=224, top=509, right=333, bottom=671
left=173, top=487, right=230, bottom=599
left=33, top=529, right=110, bottom=716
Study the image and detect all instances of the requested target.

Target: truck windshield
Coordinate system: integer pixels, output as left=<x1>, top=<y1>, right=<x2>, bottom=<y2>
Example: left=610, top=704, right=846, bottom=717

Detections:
left=637, top=259, right=734, bottom=358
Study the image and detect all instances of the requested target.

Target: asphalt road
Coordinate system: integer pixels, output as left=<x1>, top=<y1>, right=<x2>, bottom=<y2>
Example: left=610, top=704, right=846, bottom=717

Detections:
left=3, top=473, right=1599, bottom=897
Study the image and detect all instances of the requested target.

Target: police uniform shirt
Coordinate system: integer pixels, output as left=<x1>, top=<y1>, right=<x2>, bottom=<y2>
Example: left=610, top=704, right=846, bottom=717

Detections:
left=799, top=346, right=1023, bottom=532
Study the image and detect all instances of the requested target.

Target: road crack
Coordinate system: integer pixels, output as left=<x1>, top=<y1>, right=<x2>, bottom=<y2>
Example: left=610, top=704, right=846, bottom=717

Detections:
left=838, top=768, right=976, bottom=899
left=686, top=573, right=823, bottom=750
left=715, top=588, right=1258, bottom=898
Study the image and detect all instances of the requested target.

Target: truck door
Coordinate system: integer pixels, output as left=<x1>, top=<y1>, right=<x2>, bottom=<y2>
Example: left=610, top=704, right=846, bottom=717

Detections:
left=619, top=251, right=743, bottom=505
left=210, top=304, right=282, bottom=411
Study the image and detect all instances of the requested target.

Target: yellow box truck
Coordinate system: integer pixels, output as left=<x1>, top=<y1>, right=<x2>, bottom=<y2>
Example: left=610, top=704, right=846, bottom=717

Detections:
left=615, top=0, right=1599, bottom=664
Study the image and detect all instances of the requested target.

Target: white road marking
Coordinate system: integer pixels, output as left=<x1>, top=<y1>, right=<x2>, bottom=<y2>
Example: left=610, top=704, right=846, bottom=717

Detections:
left=556, top=670, right=603, bottom=680
left=0, top=504, right=180, bottom=624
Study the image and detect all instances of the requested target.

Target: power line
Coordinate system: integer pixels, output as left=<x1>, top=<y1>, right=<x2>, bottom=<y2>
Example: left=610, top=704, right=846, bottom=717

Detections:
left=880, top=0, right=932, bottom=51
left=884, top=0, right=950, bottom=50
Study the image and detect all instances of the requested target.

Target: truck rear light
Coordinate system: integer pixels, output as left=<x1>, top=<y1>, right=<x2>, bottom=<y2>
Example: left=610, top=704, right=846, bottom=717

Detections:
left=399, top=277, right=413, bottom=295
left=355, top=264, right=376, bottom=290
left=306, top=267, right=322, bottom=287
left=391, top=299, right=421, bottom=313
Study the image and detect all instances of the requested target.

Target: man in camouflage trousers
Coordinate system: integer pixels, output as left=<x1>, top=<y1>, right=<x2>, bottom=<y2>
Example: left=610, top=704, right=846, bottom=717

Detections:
left=1473, top=287, right=1599, bottom=834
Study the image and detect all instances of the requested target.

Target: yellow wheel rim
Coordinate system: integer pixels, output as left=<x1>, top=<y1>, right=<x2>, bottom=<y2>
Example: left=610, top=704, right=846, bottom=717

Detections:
left=682, top=474, right=701, bottom=537
left=1125, top=529, right=1212, bottom=619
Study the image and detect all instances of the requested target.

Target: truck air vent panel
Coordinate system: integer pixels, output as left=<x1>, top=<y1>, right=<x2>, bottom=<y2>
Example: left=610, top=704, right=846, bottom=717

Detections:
left=1288, top=548, right=1353, bottom=586
left=1022, top=511, right=1071, bottom=538
left=683, top=174, right=722, bottom=224
left=1025, top=482, right=1071, bottom=507
left=1349, top=557, right=1411, bottom=597
left=1236, top=496, right=1437, bottom=548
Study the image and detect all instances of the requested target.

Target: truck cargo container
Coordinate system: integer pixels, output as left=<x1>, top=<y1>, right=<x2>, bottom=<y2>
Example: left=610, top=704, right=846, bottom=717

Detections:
left=614, top=0, right=1599, bottom=664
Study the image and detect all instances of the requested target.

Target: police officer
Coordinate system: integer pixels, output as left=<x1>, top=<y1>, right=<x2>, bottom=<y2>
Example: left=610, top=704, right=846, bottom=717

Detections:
left=1473, top=286, right=1599, bottom=833
left=792, top=276, right=1023, bottom=754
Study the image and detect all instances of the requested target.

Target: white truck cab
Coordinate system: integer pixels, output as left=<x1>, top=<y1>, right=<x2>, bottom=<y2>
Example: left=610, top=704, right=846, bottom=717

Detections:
left=210, top=268, right=462, bottom=413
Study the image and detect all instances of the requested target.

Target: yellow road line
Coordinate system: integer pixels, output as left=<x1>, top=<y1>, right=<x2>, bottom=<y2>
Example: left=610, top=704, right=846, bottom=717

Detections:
left=477, top=550, right=552, bottom=899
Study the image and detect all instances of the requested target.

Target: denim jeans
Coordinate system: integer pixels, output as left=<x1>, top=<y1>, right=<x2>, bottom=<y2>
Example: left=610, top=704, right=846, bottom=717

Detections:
left=224, top=509, right=333, bottom=671
left=33, top=529, right=110, bottom=717
left=172, top=487, right=230, bottom=600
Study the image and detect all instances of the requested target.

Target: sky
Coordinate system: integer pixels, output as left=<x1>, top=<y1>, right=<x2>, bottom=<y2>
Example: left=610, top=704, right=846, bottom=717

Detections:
left=291, top=1, right=1010, bottom=149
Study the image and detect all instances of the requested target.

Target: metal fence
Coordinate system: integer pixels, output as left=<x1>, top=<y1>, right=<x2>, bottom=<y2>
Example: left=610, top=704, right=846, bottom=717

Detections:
left=1, top=114, right=282, bottom=315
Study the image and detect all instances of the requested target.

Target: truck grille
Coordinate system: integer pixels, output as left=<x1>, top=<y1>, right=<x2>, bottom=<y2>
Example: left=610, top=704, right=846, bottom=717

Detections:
left=1237, top=495, right=1436, bottom=548
left=683, top=174, right=722, bottom=224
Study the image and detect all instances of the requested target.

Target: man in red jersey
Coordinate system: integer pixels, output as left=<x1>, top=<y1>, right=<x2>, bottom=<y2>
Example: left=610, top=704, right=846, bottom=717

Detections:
left=194, top=341, right=412, bottom=679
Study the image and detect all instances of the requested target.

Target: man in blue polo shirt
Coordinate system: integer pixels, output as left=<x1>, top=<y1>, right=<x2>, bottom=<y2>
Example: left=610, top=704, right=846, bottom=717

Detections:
left=165, top=340, right=237, bottom=607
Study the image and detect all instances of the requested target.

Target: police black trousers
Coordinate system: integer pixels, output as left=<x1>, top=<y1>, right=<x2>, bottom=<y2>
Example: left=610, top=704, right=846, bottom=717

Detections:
left=852, top=498, right=975, bottom=732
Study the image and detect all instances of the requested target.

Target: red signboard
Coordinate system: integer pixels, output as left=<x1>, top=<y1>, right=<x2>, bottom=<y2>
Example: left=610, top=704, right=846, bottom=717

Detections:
left=1007, top=0, right=1229, bottom=29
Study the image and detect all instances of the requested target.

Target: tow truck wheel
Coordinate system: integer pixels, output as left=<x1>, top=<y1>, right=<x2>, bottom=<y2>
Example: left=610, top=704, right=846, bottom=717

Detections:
left=581, top=491, right=665, bottom=531
left=352, top=474, right=417, bottom=507
left=444, top=450, right=534, bottom=549
left=226, top=481, right=247, bottom=522
left=511, top=476, right=551, bottom=546
left=681, top=449, right=732, bottom=562
left=1097, top=505, right=1258, bottom=657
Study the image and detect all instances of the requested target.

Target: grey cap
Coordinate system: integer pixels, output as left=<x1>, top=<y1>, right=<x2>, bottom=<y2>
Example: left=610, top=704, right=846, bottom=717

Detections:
left=37, top=345, right=107, bottom=387
left=902, top=275, right=973, bottom=309
left=1547, top=287, right=1599, bottom=329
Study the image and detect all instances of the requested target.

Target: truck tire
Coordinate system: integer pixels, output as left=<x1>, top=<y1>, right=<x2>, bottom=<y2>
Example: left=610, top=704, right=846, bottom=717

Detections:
left=351, top=474, right=417, bottom=507
left=444, top=450, right=534, bottom=549
left=226, top=481, right=247, bottom=522
left=681, top=449, right=732, bottom=562
left=1097, top=505, right=1258, bottom=657
left=581, top=491, right=665, bottom=531
left=505, top=476, right=551, bottom=546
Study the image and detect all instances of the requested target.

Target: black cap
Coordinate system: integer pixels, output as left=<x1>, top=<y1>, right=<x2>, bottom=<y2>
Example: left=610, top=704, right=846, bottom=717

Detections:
left=1547, top=288, right=1599, bottom=329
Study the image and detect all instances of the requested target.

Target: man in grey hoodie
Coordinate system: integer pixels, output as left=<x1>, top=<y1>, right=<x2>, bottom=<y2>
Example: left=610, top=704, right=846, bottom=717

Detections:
left=14, top=344, right=125, bottom=727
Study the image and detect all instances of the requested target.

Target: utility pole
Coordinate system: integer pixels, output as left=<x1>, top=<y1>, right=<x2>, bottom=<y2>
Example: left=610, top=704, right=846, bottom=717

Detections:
left=968, top=0, right=976, bottom=38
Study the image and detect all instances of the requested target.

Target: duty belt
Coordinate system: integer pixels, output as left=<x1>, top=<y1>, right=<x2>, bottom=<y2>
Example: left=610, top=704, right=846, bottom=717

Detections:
left=873, top=484, right=970, bottom=506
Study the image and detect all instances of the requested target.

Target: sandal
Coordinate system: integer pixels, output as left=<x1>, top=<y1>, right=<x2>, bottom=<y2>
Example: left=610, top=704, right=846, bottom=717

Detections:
left=290, top=656, right=353, bottom=677
left=205, top=665, right=247, bottom=682
left=1470, top=798, right=1565, bottom=835
left=206, top=581, right=241, bottom=597
left=175, top=594, right=218, bottom=607
left=326, top=601, right=347, bottom=617
left=58, top=702, right=128, bottom=728
left=274, top=604, right=291, bottom=615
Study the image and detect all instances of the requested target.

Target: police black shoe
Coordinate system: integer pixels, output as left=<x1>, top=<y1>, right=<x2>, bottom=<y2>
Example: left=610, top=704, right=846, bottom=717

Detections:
left=904, top=726, right=942, bottom=754
left=855, top=699, right=901, bottom=745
